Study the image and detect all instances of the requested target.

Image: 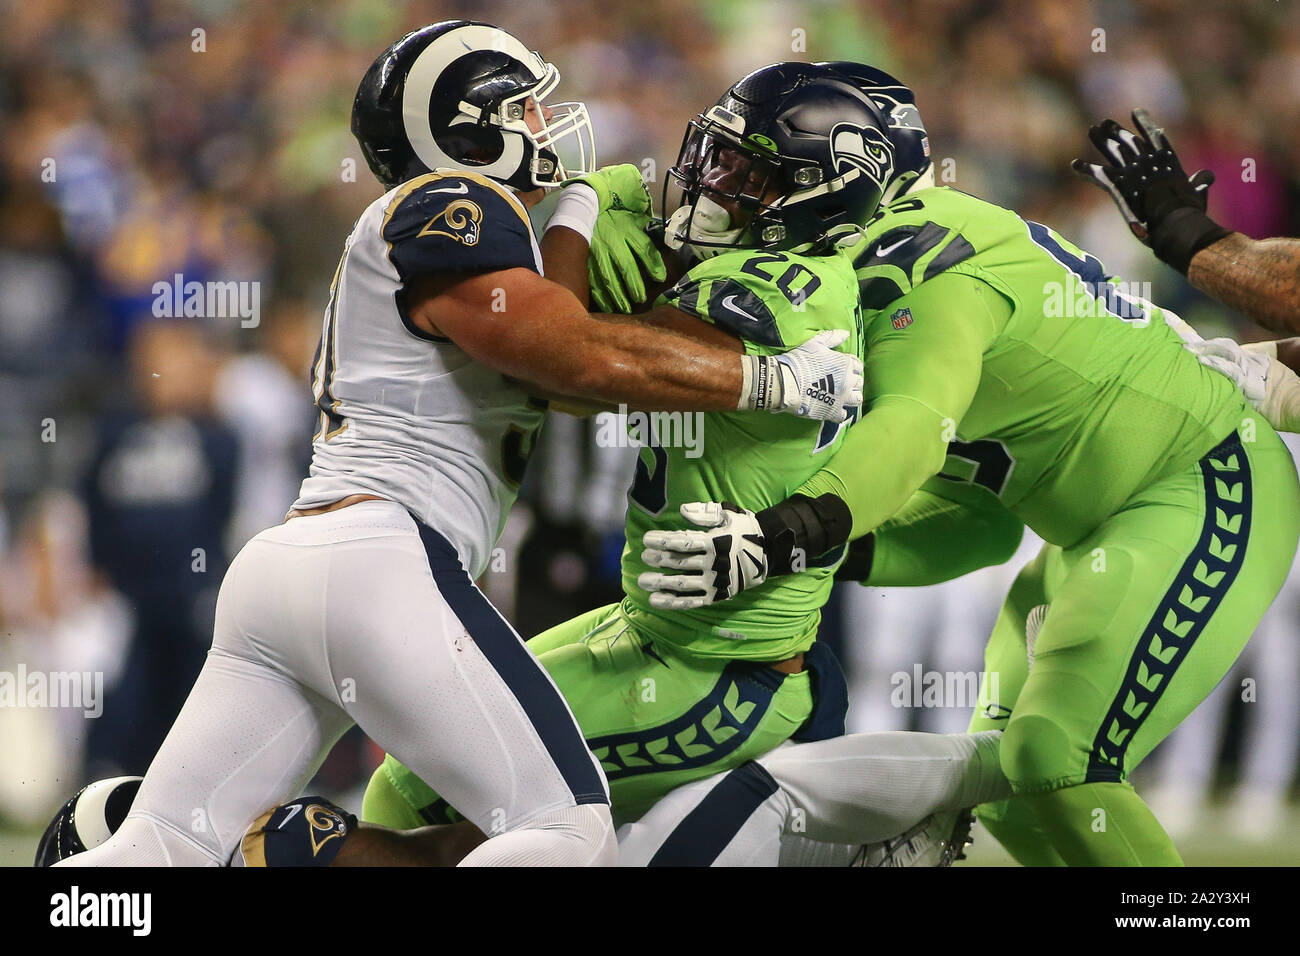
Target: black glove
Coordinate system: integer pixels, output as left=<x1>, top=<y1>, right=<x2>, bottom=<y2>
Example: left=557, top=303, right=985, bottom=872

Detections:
left=1071, top=108, right=1232, bottom=274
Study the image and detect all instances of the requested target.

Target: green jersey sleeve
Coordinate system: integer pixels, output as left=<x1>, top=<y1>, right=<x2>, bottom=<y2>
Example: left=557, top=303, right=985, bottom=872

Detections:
left=864, top=477, right=1025, bottom=587
left=798, top=271, right=1007, bottom=538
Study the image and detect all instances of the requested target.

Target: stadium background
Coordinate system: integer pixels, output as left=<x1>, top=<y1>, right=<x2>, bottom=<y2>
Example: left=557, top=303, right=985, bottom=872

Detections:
left=1, top=0, right=1298, bottom=865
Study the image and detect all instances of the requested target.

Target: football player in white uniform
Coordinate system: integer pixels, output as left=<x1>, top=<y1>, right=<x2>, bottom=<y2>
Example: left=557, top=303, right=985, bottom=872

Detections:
left=56, top=21, right=863, bottom=867
left=38, top=730, right=1010, bottom=868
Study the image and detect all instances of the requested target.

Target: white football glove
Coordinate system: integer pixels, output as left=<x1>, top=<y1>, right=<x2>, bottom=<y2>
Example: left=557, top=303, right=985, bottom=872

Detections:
left=1189, top=337, right=1269, bottom=405
left=740, top=329, right=864, bottom=423
left=1189, top=337, right=1300, bottom=433
left=638, top=502, right=768, bottom=610
left=1244, top=341, right=1300, bottom=433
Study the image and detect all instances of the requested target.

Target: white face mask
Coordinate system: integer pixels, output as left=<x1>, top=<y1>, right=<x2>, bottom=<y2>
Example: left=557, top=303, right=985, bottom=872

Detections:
left=663, top=196, right=747, bottom=260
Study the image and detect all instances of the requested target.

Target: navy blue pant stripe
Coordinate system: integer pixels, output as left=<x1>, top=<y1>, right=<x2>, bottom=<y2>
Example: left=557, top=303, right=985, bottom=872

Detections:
left=1086, top=431, right=1252, bottom=782
left=648, top=761, right=779, bottom=867
left=416, top=523, right=609, bottom=807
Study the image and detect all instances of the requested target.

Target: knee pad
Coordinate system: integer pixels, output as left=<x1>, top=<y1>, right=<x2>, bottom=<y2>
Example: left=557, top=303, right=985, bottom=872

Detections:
left=238, top=797, right=357, bottom=867
left=1000, top=713, right=1075, bottom=791
left=525, top=803, right=617, bottom=866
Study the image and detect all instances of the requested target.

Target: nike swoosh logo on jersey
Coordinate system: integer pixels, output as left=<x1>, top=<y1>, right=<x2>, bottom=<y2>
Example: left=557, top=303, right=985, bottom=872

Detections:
left=874, top=236, right=911, bottom=257
left=721, top=295, right=759, bottom=323
left=426, top=181, right=470, bottom=196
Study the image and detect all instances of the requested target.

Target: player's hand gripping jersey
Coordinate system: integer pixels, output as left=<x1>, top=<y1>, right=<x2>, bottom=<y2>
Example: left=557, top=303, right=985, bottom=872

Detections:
left=292, top=170, right=547, bottom=577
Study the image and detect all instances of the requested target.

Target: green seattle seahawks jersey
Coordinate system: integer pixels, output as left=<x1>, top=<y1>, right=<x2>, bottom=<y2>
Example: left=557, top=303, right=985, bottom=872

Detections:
left=826, top=186, right=1250, bottom=547
left=618, top=246, right=862, bottom=662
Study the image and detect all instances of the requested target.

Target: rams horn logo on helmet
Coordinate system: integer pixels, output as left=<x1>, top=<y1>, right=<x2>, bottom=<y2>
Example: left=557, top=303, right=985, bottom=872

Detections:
left=830, top=122, right=895, bottom=190
left=305, top=803, right=350, bottom=857
left=418, top=199, right=483, bottom=245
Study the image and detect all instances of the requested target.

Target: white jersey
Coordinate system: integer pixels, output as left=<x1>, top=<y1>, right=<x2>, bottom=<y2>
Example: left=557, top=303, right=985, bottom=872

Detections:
left=293, top=170, right=546, bottom=577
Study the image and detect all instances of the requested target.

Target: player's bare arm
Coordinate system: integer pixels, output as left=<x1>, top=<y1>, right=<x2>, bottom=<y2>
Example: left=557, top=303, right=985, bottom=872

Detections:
left=539, top=217, right=593, bottom=307
left=406, top=267, right=854, bottom=415
left=1187, top=235, right=1300, bottom=336
left=408, top=267, right=741, bottom=410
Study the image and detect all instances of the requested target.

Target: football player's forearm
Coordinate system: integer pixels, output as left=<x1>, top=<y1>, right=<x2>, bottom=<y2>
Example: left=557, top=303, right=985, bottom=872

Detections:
left=1189, top=233, right=1300, bottom=336
left=494, top=299, right=744, bottom=410
left=555, top=320, right=744, bottom=410
left=540, top=224, right=591, bottom=307
left=861, top=488, right=1024, bottom=587
left=330, top=822, right=486, bottom=867
left=799, top=400, right=950, bottom=541
left=426, top=270, right=744, bottom=411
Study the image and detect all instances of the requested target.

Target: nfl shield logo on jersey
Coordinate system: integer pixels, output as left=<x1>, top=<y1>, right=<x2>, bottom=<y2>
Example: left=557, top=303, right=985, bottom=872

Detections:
left=891, top=307, right=914, bottom=330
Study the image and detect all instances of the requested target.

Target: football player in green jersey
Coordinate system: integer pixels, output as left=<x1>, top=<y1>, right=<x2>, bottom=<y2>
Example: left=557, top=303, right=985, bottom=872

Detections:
left=642, top=62, right=1300, bottom=866
left=362, top=66, right=886, bottom=830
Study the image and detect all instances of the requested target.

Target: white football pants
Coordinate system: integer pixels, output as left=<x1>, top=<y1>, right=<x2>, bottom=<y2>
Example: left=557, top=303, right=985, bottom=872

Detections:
left=57, top=501, right=614, bottom=867
left=617, top=730, right=1009, bottom=865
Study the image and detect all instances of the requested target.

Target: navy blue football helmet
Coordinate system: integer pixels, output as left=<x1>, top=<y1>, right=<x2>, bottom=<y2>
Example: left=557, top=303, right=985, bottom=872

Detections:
left=351, top=21, right=595, bottom=191
left=816, top=61, right=933, bottom=203
left=664, top=62, right=896, bottom=257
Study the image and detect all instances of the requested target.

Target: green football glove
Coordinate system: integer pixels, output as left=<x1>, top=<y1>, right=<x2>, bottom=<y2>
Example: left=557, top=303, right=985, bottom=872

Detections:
left=564, top=162, right=654, bottom=216
left=588, top=208, right=667, bottom=313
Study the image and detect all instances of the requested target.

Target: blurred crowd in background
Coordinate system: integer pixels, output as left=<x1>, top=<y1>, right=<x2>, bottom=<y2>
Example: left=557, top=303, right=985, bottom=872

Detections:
left=1, top=0, right=1298, bottom=846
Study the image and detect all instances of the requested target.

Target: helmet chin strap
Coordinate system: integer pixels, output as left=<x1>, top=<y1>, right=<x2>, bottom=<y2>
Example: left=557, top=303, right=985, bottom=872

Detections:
left=665, top=196, right=747, bottom=260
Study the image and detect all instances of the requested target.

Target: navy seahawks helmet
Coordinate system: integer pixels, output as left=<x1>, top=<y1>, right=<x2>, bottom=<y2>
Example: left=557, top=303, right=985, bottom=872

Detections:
left=352, top=21, right=595, bottom=191
left=34, top=776, right=142, bottom=866
left=816, top=61, right=933, bottom=203
left=664, top=62, right=895, bottom=257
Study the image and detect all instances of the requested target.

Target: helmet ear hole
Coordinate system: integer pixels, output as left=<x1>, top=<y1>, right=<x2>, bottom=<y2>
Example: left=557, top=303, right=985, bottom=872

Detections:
left=439, top=124, right=506, bottom=167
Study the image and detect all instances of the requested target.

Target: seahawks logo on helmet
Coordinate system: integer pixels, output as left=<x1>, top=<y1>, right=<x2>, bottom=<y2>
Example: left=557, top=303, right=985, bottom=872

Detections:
left=830, top=122, right=896, bottom=191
